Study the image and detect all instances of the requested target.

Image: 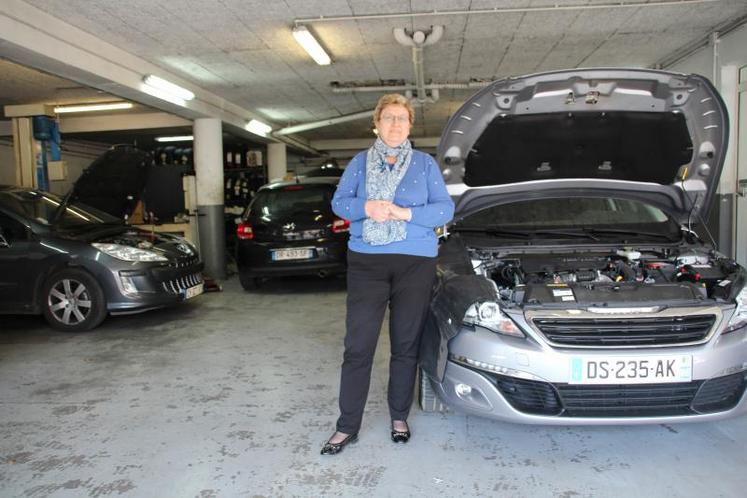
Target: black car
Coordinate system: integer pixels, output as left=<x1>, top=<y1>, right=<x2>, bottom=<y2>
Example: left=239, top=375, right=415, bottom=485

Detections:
left=235, top=177, right=348, bottom=290
left=0, top=186, right=204, bottom=332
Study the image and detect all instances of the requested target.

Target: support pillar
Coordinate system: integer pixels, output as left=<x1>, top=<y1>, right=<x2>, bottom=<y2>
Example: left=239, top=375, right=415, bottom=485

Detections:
left=11, top=117, right=35, bottom=188
left=193, top=118, right=226, bottom=279
left=267, top=143, right=287, bottom=182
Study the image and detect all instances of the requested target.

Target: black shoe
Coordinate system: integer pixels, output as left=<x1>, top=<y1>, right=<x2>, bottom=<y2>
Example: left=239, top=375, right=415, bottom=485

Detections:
left=320, top=432, right=358, bottom=455
left=390, top=421, right=410, bottom=444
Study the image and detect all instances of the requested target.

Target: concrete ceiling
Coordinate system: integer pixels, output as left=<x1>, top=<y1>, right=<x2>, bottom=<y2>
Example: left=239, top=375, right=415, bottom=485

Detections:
left=4, top=0, right=747, bottom=146
left=0, top=58, right=151, bottom=118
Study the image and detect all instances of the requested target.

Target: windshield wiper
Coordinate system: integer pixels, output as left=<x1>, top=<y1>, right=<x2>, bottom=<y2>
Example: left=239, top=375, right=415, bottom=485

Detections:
left=451, top=226, right=531, bottom=238
left=453, top=226, right=600, bottom=240
left=49, top=190, right=75, bottom=226
left=583, top=228, right=681, bottom=242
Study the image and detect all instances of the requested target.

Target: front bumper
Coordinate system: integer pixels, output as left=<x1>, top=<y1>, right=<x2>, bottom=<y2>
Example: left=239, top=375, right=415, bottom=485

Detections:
left=430, top=325, right=747, bottom=424
left=105, top=260, right=204, bottom=314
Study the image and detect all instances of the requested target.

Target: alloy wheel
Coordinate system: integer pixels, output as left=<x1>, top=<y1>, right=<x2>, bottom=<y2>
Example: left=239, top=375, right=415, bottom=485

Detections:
left=47, top=278, right=92, bottom=325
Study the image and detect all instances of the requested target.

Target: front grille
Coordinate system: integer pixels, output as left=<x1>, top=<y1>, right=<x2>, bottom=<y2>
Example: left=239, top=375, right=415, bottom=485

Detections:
left=533, top=315, right=716, bottom=347
left=161, top=272, right=203, bottom=295
left=556, top=382, right=702, bottom=417
left=169, top=255, right=200, bottom=269
left=481, top=370, right=745, bottom=418
left=692, top=372, right=747, bottom=413
left=493, top=375, right=562, bottom=415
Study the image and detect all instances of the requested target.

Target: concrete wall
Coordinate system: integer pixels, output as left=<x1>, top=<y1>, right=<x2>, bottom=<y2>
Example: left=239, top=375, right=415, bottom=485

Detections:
left=667, top=22, right=747, bottom=77
left=665, top=22, right=747, bottom=264
left=0, top=140, right=15, bottom=186
left=0, top=140, right=102, bottom=195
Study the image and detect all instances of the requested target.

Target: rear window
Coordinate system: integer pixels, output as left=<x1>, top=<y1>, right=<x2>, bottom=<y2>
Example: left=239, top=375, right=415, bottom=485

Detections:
left=248, top=185, right=334, bottom=220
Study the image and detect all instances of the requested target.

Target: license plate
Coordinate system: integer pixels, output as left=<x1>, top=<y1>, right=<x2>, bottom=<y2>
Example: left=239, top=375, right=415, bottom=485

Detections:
left=272, top=248, right=314, bottom=261
left=184, top=283, right=204, bottom=299
left=569, top=355, right=692, bottom=385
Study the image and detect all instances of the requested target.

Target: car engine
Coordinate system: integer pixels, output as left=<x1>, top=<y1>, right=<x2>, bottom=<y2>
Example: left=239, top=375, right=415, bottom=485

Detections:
left=469, top=247, right=742, bottom=306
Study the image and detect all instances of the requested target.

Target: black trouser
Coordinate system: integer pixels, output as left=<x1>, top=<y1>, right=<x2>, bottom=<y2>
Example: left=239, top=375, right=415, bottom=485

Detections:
left=335, top=251, right=437, bottom=434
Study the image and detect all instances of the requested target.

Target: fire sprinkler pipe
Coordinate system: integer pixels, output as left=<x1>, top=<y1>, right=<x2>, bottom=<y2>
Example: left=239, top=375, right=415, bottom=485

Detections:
left=330, top=81, right=491, bottom=94
left=294, top=0, right=721, bottom=24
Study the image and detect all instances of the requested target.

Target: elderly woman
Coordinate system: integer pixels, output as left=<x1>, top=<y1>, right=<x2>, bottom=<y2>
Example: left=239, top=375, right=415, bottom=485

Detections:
left=321, top=94, right=454, bottom=455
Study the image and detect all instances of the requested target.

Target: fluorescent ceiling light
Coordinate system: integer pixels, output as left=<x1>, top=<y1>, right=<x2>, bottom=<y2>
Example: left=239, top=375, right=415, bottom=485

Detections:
left=245, top=119, right=272, bottom=137
left=141, top=84, right=186, bottom=107
left=143, top=74, right=195, bottom=101
left=292, top=25, right=332, bottom=66
left=54, top=102, right=133, bottom=113
left=155, top=135, right=194, bottom=143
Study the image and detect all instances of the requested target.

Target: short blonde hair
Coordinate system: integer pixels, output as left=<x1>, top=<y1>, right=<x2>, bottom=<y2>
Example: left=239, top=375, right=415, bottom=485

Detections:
left=373, top=94, right=415, bottom=126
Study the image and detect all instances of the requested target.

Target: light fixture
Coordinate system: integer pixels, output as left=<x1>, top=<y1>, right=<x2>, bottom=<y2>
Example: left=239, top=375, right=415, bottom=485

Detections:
left=292, top=25, right=332, bottom=65
left=245, top=119, right=272, bottom=137
left=141, top=85, right=186, bottom=107
left=143, top=74, right=195, bottom=101
left=54, top=102, right=133, bottom=113
left=155, top=135, right=194, bottom=143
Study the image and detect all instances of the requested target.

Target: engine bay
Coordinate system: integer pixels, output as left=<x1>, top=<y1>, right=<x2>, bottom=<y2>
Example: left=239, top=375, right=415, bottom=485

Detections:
left=469, top=246, right=742, bottom=306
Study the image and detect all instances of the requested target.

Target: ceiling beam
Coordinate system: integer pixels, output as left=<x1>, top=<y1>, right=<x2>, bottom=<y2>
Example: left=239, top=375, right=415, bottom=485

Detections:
left=0, top=0, right=317, bottom=154
left=58, top=112, right=190, bottom=133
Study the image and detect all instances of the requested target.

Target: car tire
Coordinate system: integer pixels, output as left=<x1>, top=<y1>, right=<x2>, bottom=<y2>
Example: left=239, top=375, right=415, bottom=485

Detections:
left=41, top=268, right=107, bottom=332
left=418, top=367, right=448, bottom=413
left=238, top=272, right=262, bottom=291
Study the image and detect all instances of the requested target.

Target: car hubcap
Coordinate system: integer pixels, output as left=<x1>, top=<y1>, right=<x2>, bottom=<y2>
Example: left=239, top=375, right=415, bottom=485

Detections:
left=48, top=278, right=92, bottom=325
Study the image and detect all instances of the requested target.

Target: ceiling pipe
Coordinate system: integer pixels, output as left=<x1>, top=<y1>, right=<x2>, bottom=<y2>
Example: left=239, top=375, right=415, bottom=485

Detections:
left=275, top=109, right=374, bottom=135
left=393, top=26, right=444, bottom=104
left=272, top=133, right=322, bottom=156
left=330, top=81, right=491, bottom=93
left=295, top=0, right=721, bottom=24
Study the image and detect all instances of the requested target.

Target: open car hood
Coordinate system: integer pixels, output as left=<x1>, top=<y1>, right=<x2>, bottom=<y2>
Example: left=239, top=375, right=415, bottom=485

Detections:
left=67, top=145, right=152, bottom=219
left=437, top=68, right=728, bottom=224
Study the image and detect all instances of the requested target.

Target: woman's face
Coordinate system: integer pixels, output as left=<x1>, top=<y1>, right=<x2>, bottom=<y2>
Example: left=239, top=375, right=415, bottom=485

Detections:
left=376, top=104, right=411, bottom=148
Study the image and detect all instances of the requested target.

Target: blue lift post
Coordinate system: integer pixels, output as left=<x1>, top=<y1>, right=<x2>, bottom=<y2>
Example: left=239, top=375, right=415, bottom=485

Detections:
left=31, top=116, right=60, bottom=192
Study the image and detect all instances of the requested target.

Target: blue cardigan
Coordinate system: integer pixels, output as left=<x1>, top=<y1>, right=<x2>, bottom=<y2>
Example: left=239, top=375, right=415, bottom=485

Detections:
left=331, top=149, right=455, bottom=257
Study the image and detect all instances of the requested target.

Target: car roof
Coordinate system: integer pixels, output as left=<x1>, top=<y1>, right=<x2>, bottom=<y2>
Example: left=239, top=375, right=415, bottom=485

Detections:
left=259, top=176, right=340, bottom=191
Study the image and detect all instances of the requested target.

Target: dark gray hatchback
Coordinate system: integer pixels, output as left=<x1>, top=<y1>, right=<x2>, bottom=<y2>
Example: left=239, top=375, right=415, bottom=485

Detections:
left=235, top=177, right=349, bottom=290
left=0, top=186, right=204, bottom=331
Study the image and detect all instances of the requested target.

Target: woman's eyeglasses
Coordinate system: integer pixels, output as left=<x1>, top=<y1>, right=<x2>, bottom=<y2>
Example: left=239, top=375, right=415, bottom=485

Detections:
left=379, top=114, right=410, bottom=124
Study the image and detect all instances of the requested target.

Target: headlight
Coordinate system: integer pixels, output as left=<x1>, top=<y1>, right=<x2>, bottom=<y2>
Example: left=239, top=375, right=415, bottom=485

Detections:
left=724, top=287, right=747, bottom=334
left=92, top=243, right=168, bottom=262
left=463, top=301, right=524, bottom=338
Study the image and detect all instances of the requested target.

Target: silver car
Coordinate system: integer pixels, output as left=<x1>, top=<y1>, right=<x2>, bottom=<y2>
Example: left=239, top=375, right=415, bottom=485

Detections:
left=418, top=68, right=747, bottom=424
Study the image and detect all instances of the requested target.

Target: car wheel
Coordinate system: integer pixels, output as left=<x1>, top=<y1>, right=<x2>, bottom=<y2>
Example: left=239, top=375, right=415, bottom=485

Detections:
left=238, top=272, right=262, bottom=291
left=418, top=368, right=448, bottom=413
left=42, top=269, right=107, bottom=332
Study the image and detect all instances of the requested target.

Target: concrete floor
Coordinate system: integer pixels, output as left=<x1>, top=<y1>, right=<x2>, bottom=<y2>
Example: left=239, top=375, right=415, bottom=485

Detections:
left=1, top=275, right=746, bottom=498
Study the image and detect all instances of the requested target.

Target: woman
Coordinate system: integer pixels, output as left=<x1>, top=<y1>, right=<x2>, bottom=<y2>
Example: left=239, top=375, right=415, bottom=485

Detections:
left=321, top=94, right=454, bottom=455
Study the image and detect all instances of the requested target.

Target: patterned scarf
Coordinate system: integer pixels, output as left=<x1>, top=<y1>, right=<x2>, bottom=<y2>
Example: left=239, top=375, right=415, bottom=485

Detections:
left=362, top=137, right=412, bottom=245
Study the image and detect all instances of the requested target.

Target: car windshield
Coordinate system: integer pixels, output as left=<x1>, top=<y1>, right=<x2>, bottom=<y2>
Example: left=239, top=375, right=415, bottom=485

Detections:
left=249, top=185, right=333, bottom=220
left=0, top=190, right=122, bottom=227
left=456, top=197, right=681, bottom=240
